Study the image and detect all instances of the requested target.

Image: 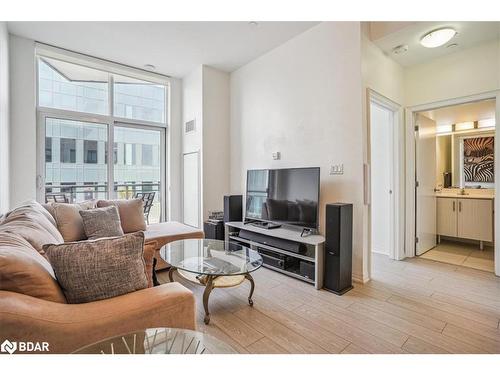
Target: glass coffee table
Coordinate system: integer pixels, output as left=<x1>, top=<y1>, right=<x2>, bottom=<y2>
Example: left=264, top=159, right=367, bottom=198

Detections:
left=73, top=327, right=236, bottom=354
left=160, top=239, right=263, bottom=324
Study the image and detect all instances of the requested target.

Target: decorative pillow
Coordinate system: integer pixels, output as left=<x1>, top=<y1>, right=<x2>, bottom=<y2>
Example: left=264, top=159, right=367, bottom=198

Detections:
left=1, top=201, right=64, bottom=256
left=0, top=231, right=67, bottom=303
left=79, top=206, right=124, bottom=240
left=97, top=199, right=146, bottom=233
left=43, top=232, right=148, bottom=304
left=51, top=200, right=97, bottom=242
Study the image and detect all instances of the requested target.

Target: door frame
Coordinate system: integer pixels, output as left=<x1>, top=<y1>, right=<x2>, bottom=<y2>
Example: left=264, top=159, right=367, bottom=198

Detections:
left=405, top=90, right=500, bottom=277
left=367, top=89, right=405, bottom=265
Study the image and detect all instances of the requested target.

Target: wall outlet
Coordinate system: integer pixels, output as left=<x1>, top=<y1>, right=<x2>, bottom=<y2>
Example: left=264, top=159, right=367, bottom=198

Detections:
left=272, top=152, right=281, bottom=160
left=330, top=164, right=344, bottom=175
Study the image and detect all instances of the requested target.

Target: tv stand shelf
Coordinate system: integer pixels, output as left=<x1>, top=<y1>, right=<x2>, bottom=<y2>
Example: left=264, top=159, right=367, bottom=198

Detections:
left=225, top=221, right=325, bottom=289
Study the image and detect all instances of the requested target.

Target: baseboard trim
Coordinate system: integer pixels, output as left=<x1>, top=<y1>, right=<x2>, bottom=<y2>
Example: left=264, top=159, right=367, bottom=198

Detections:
left=352, top=273, right=370, bottom=284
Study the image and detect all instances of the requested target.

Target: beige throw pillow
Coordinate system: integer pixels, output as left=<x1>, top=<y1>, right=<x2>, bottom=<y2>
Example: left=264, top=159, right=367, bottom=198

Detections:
left=43, top=232, right=148, bottom=304
left=79, top=206, right=124, bottom=240
left=97, top=199, right=146, bottom=233
left=51, top=201, right=97, bottom=242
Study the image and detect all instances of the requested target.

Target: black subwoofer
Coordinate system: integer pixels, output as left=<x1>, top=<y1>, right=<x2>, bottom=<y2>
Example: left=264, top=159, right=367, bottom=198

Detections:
left=324, top=203, right=353, bottom=295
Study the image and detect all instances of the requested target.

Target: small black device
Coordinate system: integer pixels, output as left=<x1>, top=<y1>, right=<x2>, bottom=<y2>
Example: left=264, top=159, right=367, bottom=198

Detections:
left=443, top=172, right=452, bottom=188
left=250, top=221, right=281, bottom=229
left=224, top=195, right=243, bottom=223
left=257, top=247, right=299, bottom=270
left=204, top=220, right=224, bottom=240
left=324, top=203, right=353, bottom=295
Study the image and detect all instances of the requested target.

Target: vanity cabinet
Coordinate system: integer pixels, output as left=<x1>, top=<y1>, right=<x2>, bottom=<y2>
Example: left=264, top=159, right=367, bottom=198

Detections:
left=437, top=197, right=493, bottom=242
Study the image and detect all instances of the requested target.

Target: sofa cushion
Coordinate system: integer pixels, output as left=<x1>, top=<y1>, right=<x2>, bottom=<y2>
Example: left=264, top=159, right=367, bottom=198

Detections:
left=144, top=222, right=204, bottom=249
left=44, top=232, right=149, bottom=304
left=0, top=231, right=67, bottom=303
left=51, top=201, right=97, bottom=242
left=1, top=200, right=64, bottom=256
left=97, top=199, right=146, bottom=233
left=80, top=206, right=124, bottom=240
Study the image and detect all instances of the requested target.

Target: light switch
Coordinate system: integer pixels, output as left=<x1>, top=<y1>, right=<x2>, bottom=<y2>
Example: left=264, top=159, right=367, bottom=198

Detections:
left=330, top=164, right=344, bottom=175
left=272, top=152, right=281, bottom=160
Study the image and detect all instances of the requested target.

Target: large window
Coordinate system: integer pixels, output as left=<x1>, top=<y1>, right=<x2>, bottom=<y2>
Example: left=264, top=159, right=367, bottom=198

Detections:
left=37, top=52, right=168, bottom=223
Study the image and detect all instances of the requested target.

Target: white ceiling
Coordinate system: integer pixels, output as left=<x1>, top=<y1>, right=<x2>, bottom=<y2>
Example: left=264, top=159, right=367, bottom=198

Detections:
left=421, top=99, right=496, bottom=125
left=370, top=22, right=500, bottom=67
left=7, top=21, right=319, bottom=78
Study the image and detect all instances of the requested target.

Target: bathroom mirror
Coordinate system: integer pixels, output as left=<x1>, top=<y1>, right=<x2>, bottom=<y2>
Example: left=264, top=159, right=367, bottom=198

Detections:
left=436, top=130, right=495, bottom=188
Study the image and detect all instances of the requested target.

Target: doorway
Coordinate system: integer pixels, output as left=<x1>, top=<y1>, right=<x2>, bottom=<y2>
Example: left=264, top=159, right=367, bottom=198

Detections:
left=368, top=90, right=405, bottom=273
left=370, top=101, right=394, bottom=257
left=412, top=97, right=497, bottom=273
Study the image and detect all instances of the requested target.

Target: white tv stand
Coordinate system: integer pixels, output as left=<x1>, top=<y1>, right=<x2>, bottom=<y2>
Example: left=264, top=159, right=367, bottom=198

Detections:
left=224, top=221, right=325, bottom=289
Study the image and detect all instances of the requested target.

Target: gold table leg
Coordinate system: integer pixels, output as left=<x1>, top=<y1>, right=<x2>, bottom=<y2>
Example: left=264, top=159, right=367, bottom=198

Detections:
left=168, top=267, right=176, bottom=282
left=245, top=273, right=255, bottom=306
left=203, top=276, right=215, bottom=324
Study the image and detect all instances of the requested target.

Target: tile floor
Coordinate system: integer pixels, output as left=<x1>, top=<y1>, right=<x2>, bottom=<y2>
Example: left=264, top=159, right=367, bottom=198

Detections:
left=419, top=240, right=495, bottom=272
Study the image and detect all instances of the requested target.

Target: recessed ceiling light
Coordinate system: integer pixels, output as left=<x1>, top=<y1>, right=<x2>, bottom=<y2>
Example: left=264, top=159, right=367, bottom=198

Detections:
left=420, top=28, right=457, bottom=48
left=248, top=21, right=259, bottom=27
left=392, top=44, right=409, bottom=55
left=144, top=64, right=156, bottom=71
left=447, top=43, right=458, bottom=48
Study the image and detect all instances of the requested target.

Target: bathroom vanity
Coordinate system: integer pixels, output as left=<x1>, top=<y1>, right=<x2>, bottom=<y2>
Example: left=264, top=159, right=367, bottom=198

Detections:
left=436, top=190, right=494, bottom=249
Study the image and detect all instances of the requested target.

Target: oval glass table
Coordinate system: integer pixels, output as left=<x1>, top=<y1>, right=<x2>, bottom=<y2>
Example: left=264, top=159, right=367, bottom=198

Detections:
left=73, top=327, right=237, bottom=354
left=159, top=239, right=263, bottom=324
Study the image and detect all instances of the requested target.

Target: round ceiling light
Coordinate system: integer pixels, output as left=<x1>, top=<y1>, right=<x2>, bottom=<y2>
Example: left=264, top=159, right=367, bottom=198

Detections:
left=144, top=64, right=156, bottom=71
left=420, top=28, right=457, bottom=48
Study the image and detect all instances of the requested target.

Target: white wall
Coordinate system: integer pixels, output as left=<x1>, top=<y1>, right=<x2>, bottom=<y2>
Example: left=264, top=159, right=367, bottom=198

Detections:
left=370, top=103, right=392, bottom=255
left=405, top=40, right=500, bottom=107
left=168, top=77, right=183, bottom=221
left=230, top=22, right=366, bottom=281
left=0, top=22, right=9, bottom=213
left=182, top=66, right=203, bottom=227
left=202, top=66, right=230, bottom=220
left=9, top=35, right=37, bottom=208
left=361, top=24, right=405, bottom=268
left=181, top=65, right=230, bottom=226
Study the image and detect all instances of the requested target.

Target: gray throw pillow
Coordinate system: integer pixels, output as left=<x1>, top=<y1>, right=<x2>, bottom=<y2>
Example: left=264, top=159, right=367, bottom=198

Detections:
left=43, top=232, right=148, bottom=304
left=79, top=206, right=124, bottom=240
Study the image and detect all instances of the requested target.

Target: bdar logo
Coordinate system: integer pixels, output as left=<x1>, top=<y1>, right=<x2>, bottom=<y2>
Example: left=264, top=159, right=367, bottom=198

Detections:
left=1, top=339, right=17, bottom=354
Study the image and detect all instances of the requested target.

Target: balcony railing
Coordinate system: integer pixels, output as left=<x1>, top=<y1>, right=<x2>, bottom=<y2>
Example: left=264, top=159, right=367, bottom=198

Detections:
left=45, top=182, right=161, bottom=223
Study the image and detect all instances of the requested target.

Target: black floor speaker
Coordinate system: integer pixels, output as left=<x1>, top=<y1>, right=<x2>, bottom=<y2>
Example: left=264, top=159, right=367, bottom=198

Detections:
left=324, top=203, right=353, bottom=295
left=223, top=195, right=243, bottom=222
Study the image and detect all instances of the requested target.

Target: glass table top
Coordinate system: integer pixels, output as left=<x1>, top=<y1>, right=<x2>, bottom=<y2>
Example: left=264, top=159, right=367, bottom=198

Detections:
left=73, top=327, right=237, bottom=354
left=160, top=239, right=263, bottom=276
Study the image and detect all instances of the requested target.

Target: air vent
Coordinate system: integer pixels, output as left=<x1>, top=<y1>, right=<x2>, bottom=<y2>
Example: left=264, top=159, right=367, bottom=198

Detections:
left=185, top=120, right=196, bottom=133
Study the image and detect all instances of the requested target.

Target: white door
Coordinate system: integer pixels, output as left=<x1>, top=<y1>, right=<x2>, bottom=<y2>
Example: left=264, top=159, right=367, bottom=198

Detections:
left=416, top=113, right=437, bottom=255
left=370, top=102, right=394, bottom=256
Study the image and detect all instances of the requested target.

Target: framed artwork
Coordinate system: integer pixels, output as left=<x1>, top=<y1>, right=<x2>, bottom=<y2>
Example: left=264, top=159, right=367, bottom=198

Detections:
left=463, top=136, right=494, bottom=183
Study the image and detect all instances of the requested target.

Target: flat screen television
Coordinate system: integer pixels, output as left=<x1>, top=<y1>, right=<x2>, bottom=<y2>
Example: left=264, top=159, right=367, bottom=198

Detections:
left=245, top=167, right=320, bottom=229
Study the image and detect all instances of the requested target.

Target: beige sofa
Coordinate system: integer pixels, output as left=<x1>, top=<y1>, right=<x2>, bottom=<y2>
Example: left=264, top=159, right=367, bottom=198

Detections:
left=0, top=200, right=204, bottom=354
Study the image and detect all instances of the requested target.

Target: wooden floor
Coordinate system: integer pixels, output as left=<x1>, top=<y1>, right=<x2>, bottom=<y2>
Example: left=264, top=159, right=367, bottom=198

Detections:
left=157, top=253, right=500, bottom=354
left=420, top=239, right=495, bottom=273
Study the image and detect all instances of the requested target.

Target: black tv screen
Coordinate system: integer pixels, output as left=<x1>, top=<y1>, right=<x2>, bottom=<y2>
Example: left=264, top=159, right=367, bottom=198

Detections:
left=245, top=167, right=320, bottom=229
